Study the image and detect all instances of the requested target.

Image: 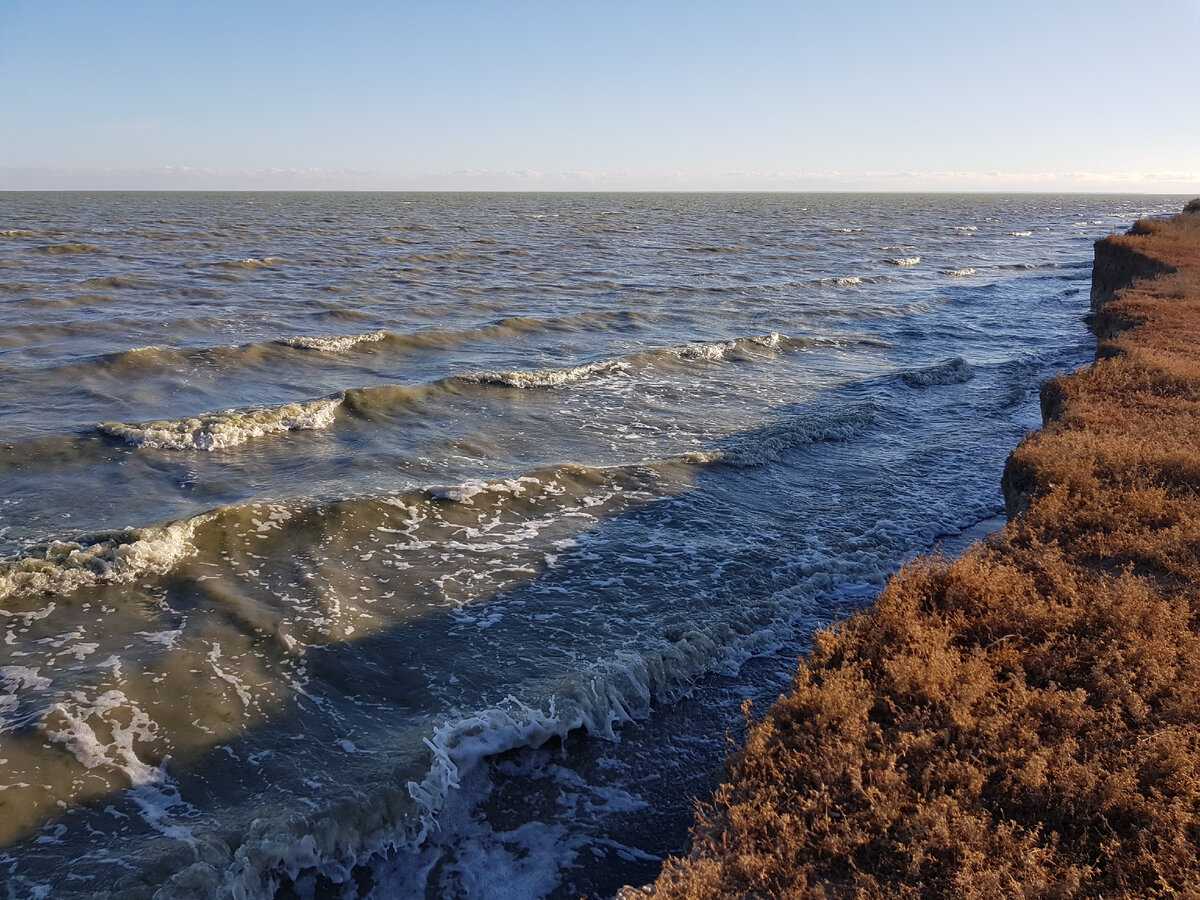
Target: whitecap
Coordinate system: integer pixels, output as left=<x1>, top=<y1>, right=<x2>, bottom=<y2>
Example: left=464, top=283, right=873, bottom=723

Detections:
left=99, top=397, right=341, bottom=451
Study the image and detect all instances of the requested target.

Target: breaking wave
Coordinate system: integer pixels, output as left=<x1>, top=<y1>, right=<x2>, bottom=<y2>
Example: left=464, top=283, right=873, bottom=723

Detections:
left=887, top=256, right=921, bottom=267
left=661, top=332, right=785, bottom=361
left=1008, top=230, right=1034, bottom=237
left=0, top=517, right=208, bottom=605
left=946, top=267, right=977, bottom=277
left=147, top=580, right=791, bottom=900
left=89, top=331, right=826, bottom=450
left=456, top=358, right=631, bottom=389
left=98, top=397, right=341, bottom=450
left=277, top=330, right=388, bottom=352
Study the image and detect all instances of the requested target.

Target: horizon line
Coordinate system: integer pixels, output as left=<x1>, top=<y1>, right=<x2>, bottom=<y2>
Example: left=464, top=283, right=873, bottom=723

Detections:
left=0, top=188, right=1195, bottom=196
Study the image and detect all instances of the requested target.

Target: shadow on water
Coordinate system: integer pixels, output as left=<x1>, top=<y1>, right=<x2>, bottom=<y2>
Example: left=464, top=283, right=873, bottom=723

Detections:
left=0, top=330, right=1080, bottom=899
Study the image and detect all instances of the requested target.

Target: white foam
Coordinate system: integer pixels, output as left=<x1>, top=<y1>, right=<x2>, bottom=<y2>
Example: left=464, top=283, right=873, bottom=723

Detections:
left=667, top=332, right=784, bottom=362
left=99, top=396, right=341, bottom=451
left=423, top=475, right=549, bottom=507
left=888, top=256, right=921, bottom=267
left=45, top=690, right=195, bottom=841
left=946, top=267, right=977, bottom=277
left=1008, top=230, right=1033, bottom=237
left=457, top=359, right=629, bottom=389
left=277, top=331, right=387, bottom=353
left=0, top=516, right=207, bottom=603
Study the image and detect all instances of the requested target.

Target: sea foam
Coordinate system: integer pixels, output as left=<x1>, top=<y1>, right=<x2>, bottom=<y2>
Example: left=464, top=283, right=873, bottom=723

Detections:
left=278, top=331, right=388, bottom=353
left=99, top=397, right=341, bottom=450
left=0, top=516, right=208, bottom=604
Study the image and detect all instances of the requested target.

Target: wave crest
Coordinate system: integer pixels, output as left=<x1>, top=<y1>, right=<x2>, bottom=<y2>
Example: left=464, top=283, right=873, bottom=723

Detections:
left=664, top=332, right=785, bottom=362
left=901, top=357, right=974, bottom=387
left=0, top=517, right=207, bottom=605
left=98, top=397, right=341, bottom=451
left=456, top=359, right=630, bottom=389
left=278, top=331, right=388, bottom=353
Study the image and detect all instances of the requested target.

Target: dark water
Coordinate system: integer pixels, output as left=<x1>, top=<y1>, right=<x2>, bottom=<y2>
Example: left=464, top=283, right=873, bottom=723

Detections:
left=0, top=193, right=1182, bottom=899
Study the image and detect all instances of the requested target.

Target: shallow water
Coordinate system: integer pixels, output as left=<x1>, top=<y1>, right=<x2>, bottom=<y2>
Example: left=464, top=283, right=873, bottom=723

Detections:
left=0, top=192, right=1182, bottom=899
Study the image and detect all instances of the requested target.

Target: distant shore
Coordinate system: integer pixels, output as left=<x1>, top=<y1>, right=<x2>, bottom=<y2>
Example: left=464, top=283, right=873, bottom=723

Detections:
left=633, top=200, right=1200, bottom=896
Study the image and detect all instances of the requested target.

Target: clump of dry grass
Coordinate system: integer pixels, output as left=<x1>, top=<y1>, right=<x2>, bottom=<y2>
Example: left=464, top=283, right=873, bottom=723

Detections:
left=638, top=204, right=1200, bottom=898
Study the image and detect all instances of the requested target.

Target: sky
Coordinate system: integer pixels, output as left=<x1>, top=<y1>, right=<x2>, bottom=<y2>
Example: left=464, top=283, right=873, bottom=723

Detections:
left=2, top=0, right=1198, bottom=192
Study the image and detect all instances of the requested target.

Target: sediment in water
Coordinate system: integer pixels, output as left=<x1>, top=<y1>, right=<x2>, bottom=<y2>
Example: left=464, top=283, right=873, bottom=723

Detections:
left=637, top=201, right=1200, bottom=897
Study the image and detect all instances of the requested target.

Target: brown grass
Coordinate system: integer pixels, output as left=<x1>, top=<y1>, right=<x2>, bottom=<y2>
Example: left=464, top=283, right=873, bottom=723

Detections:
left=636, top=203, right=1200, bottom=898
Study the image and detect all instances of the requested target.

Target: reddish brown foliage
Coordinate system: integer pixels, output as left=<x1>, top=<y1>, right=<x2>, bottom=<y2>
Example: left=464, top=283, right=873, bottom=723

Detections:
left=639, top=203, right=1200, bottom=898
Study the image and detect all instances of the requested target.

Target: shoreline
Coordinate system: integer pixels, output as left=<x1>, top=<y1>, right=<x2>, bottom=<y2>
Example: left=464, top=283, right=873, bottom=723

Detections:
left=635, top=200, right=1200, bottom=896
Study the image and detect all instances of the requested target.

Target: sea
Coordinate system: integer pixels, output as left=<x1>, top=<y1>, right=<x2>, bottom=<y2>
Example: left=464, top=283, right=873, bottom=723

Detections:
left=0, top=192, right=1184, bottom=899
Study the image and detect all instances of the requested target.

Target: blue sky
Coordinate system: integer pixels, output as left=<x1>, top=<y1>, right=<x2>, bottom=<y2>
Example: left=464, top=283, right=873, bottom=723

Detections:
left=2, top=1, right=1198, bottom=191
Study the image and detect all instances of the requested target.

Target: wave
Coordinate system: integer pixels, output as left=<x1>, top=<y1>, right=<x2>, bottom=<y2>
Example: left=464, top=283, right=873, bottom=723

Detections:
left=464, top=333, right=824, bottom=381
left=661, top=332, right=785, bottom=362
left=146, top=580, right=791, bottom=900
left=945, top=267, right=977, bottom=277
left=455, top=358, right=631, bottom=389
left=683, top=404, right=876, bottom=467
left=900, top=356, right=974, bottom=387
left=0, top=517, right=207, bottom=606
left=277, top=331, right=388, bottom=352
left=0, top=229, right=40, bottom=238
left=98, top=397, right=341, bottom=450
left=801, top=275, right=891, bottom=290
left=54, top=310, right=651, bottom=377
left=86, top=330, right=849, bottom=451
left=1008, top=230, right=1033, bottom=237
left=887, top=256, right=921, bottom=267
left=2, top=396, right=874, bottom=609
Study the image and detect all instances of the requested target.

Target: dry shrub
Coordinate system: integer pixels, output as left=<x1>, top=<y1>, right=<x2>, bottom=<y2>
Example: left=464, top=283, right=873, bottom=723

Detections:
left=639, top=206, right=1200, bottom=898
